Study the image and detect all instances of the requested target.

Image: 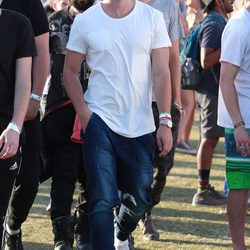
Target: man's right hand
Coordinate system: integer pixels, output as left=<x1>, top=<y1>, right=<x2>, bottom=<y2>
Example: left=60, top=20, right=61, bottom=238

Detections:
left=0, top=129, right=19, bottom=159
left=80, top=108, right=93, bottom=132
left=234, top=126, right=250, bottom=157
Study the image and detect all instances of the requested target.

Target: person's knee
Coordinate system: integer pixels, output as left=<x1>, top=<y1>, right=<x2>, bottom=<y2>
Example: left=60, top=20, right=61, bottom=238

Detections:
left=89, top=199, right=118, bottom=217
left=131, top=180, right=152, bottom=210
left=200, top=137, right=219, bottom=149
left=14, top=179, right=39, bottom=197
left=154, top=164, right=170, bottom=181
left=185, top=102, right=196, bottom=115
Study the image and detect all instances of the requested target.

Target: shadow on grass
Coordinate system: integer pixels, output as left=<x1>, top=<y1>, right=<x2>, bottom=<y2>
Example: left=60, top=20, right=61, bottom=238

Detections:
left=154, top=206, right=227, bottom=222
left=24, top=242, right=52, bottom=250
left=168, top=172, right=225, bottom=182
left=158, top=186, right=197, bottom=203
left=154, top=218, right=229, bottom=239
left=32, top=194, right=50, bottom=203
left=159, top=239, right=231, bottom=248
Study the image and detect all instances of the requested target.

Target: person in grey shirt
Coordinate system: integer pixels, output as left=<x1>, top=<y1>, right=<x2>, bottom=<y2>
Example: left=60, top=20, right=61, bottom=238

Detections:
left=139, top=0, right=184, bottom=241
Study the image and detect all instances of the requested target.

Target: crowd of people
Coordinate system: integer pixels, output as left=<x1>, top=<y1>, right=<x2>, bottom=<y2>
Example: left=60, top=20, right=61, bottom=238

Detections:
left=0, top=0, right=249, bottom=250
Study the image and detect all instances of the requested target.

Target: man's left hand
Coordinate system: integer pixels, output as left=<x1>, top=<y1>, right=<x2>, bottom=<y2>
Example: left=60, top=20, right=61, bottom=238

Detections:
left=156, top=125, right=173, bottom=157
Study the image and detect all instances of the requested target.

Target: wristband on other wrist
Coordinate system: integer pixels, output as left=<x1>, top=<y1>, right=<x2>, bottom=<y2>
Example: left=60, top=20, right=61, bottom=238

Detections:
left=234, top=120, right=245, bottom=129
left=30, top=93, right=42, bottom=103
left=7, top=122, right=22, bottom=135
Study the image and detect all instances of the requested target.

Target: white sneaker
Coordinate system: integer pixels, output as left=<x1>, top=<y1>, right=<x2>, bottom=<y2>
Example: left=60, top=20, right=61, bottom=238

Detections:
left=114, top=238, right=129, bottom=250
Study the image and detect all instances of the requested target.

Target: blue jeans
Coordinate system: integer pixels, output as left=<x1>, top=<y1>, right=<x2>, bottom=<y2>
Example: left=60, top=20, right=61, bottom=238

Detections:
left=82, top=113, right=154, bottom=250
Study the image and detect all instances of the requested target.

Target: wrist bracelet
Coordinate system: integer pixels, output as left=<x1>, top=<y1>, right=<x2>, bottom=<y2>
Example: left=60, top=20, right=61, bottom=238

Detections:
left=159, top=119, right=173, bottom=128
left=30, top=93, right=42, bottom=103
left=159, top=116, right=172, bottom=121
left=234, top=120, right=245, bottom=129
left=159, top=112, right=171, bottom=119
left=7, top=122, right=22, bottom=135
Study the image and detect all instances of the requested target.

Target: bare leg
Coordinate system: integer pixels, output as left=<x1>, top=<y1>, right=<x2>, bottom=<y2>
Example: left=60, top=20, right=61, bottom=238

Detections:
left=177, top=90, right=196, bottom=143
left=197, top=137, right=219, bottom=171
left=227, top=189, right=248, bottom=250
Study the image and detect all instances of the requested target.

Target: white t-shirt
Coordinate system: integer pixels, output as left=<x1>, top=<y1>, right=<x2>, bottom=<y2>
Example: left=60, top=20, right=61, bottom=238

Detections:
left=67, top=1, right=171, bottom=137
left=218, top=8, right=250, bottom=129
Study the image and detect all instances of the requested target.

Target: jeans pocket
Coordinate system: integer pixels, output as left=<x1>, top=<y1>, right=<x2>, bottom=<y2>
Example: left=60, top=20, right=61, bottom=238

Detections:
left=83, top=112, right=95, bottom=135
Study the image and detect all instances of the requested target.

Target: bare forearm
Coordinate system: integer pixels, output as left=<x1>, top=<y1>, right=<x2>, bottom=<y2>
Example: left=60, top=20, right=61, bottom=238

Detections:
left=220, top=62, right=242, bottom=123
left=154, top=71, right=172, bottom=113
left=201, top=48, right=221, bottom=69
left=13, top=83, right=30, bottom=127
left=32, top=33, right=50, bottom=96
left=63, top=69, right=88, bottom=118
left=169, top=41, right=181, bottom=105
left=220, top=79, right=242, bottom=124
left=63, top=50, right=91, bottom=129
left=12, top=58, right=32, bottom=128
left=152, top=48, right=172, bottom=113
left=32, top=54, right=49, bottom=95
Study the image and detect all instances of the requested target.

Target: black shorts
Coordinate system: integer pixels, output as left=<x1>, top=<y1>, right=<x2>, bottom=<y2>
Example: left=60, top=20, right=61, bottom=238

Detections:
left=196, top=91, right=224, bottom=138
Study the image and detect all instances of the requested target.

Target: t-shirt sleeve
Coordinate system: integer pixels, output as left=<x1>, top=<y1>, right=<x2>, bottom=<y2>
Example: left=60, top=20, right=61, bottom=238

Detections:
left=200, top=22, right=223, bottom=50
left=28, top=0, right=49, bottom=36
left=66, top=16, right=87, bottom=55
left=152, top=12, right=172, bottom=49
left=220, top=22, right=245, bottom=67
left=167, top=1, right=182, bottom=42
left=16, top=17, right=37, bottom=59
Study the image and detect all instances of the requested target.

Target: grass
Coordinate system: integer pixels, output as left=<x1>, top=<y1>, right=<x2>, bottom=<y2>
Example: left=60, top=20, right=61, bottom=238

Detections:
left=21, top=113, right=249, bottom=249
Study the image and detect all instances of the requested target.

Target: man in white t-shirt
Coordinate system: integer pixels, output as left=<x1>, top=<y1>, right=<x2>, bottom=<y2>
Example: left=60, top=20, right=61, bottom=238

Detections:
left=218, top=2, right=250, bottom=249
left=63, top=0, right=173, bottom=249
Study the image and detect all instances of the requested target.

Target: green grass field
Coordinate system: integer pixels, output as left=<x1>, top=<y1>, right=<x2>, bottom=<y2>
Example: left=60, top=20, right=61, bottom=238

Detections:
left=21, top=116, right=249, bottom=249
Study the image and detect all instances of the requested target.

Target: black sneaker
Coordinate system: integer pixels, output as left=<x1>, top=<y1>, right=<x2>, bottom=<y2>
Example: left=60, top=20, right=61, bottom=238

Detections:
left=52, top=216, right=74, bottom=250
left=75, top=212, right=92, bottom=250
left=3, top=230, right=24, bottom=250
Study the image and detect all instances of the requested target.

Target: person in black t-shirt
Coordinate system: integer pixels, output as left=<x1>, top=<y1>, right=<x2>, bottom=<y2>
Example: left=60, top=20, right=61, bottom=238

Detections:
left=192, top=0, right=234, bottom=206
left=0, top=8, right=36, bottom=246
left=41, top=1, right=93, bottom=249
left=0, top=0, right=50, bottom=249
left=43, top=0, right=71, bottom=17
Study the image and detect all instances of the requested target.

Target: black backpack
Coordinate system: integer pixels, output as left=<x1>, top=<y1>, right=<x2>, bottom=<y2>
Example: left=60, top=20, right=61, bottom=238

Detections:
left=180, top=22, right=203, bottom=90
left=180, top=15, right=222, bottom=90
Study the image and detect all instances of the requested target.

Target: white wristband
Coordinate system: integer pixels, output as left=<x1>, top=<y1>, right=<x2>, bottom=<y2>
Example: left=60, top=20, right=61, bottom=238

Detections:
left=7, top=122, right=22, bottom=135
left=30, top=93, right=42, bottom=103
left=159, top=112, right=172, bottom=119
